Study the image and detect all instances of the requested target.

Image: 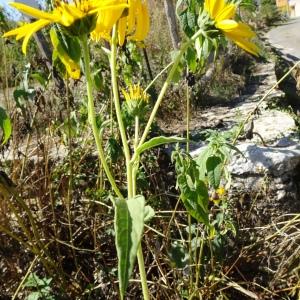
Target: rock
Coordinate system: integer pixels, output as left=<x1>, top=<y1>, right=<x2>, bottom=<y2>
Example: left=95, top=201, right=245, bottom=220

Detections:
left=229, top=142, right=300, bottom=177
left=227, top=140, right=300, bottom=223
left=252, top=110, right=295, bottom=144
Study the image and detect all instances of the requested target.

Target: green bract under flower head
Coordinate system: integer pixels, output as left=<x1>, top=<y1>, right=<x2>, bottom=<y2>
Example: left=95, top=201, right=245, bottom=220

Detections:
left=122, top=84, right=149, bottom=117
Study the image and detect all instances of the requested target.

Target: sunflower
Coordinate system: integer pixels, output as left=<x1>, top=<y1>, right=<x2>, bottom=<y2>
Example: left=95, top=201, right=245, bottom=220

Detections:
left=3, top=0, right=128, bottom=54
left=91, top=0, right=150, bottom=45
left=204, top=0, right=259, bottom=56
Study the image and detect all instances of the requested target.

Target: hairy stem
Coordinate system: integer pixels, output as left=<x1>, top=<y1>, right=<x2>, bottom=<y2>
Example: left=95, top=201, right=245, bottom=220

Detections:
left=81, top=35, right=123, bottom=200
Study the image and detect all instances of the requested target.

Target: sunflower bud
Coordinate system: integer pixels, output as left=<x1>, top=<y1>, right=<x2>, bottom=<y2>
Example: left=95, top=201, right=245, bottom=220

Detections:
left=122, top=84, right=149, bottom=117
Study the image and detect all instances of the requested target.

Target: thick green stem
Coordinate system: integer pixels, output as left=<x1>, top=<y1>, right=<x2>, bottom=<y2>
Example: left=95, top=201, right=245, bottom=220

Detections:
left=132, top=116, right=139, bottom=196
left=137, top=245, right=150, bottom=300
left=110, top=26, right=150, bottom=300
left=110, top=27, right=133, bottom=198
left=81, top=35, right=123, bottom=200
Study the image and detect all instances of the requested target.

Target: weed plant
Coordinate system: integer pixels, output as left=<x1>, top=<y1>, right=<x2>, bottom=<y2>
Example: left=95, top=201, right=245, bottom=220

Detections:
left=0, top=1, right=299, bottom=300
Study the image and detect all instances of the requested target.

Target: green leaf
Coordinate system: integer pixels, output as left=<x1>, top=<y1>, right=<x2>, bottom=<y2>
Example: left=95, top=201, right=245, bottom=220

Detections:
left=136, top=136, right=186, bottom=157
left=195, top=36, right=203, bottom=59
left=27, top=292, right=41, bottom=300
left=0, top=107, right=11, bottom=145
left=206, top=156, right=222, bottom=189
left=185, top=47, right=197, bottom=72
left=24, top=273, right=52, bottom=288
left=93, top=69, right=103, bottom=91
left=31, top=72, right=47, bottom=87
left=50, top=28, right=80, bottom=79
left=168, top=241, right=189, bottom=268
left=180, top=176, right=209, bottom=225
left=115, top=195, right=145, bottom=299
left=144, top=205, right=155, bottom=223
left=170, top=50, right=184, bottom=83
left=194, top=146, right=212, bottom=180
left=173, top=150, right=209, bottom=225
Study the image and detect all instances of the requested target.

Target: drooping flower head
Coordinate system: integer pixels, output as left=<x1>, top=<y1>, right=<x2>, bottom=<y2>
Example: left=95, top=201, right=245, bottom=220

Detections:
left=91, top=0, right=150, bottom=45
left=3, top=0, right=128, bottom=54
left=204, top=0, right=259, bottom=56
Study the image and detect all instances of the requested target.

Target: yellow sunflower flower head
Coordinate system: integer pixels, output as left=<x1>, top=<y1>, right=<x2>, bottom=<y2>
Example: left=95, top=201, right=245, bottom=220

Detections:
left=204, top=0, right=260, bottom=56
left=91, top=0, right=150, bottom=45
left=3, top=0, right=128, bottom=54
left=122, top=83, right=149, bottom=116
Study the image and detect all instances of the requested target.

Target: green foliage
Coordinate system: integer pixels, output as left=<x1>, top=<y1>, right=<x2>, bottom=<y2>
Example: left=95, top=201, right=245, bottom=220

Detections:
left=168, top=241, right=189, bottom=269
left=114, top=195, right=145, bottom=299
left=176, top=0, right=221, bottom=73
left=119, top=43, right=144, bottom=85
left=136, top=136, right=186, bottom=157
left=172, top=149, right=209, bottom=225
left=259, top=0, right=284, bottom=26
left=50, top=27, right=81, bottom=79
left=0, top=106, right=11, bottom=145
left=206, top=156, right=222, bottom=189
left=24, top=273, right=54, bottom=300
left=195, top=129, right=241, bottom=185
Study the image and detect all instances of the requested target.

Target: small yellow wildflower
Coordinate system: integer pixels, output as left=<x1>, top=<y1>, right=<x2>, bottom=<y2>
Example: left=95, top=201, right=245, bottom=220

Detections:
left=210, top=186, right=226, bottom=206
left=204, top=0, right=259, bottom=56
left=92, top=0, right=150, bottom=45
left=3, top=0, right=128, bottom=54
left=122, top=84, right=149, bottom=116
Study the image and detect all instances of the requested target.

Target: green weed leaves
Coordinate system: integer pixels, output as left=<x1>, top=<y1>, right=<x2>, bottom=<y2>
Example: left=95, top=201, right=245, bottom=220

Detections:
left=24, top=273, right=54, bottom=300
left=0, top=106, right=11, bottom=145
left=136, top=136, right=186, bottom=157
left=206, top=156, right=222, bottom=189
left=172, top=150, right=209, bottom=225
left=114, top=195, right=145, bottom=299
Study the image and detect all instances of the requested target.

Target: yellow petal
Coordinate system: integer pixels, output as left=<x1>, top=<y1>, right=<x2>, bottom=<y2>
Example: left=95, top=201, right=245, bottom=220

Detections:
left=215, top=3, right=236, bottom=22
left=10, top=2, right=58, bottom=21
left=127, top=0, right=138, bottom=33
left=226, top=35, right=260, bottom=56
left=216, top=19, right=239, bottom=30
left=92, top=5, right=124, bottom=41
left=218, top=21, right=256, bottom=38
left=3, top=23, right=32, bottom=38
left=130, top=1, right=149, bottom=41
left=58, top=3, right=83, bottom=27
left=118, top=17, right=127, bottom=46
left=22, top=19, right=51, bottom=54
left=204, top=0, right=226, bottom=19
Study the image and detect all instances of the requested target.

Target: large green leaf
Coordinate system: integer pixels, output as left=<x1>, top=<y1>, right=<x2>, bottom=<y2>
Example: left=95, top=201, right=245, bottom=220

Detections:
left=206, top=156, right=222, bottom=189
left=179, top=174, right=209, bottom=225
left=0, top=107, right=11, bottom=145
left=173, top=150, right=209, bottom=225
left=136, top=136, right=186, bottom=157
left=115, top=195, right=145, bottom=299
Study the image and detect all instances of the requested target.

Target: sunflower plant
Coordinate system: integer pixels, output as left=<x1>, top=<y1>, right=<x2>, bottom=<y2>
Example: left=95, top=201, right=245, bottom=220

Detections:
left=3, top=0, right=259, bottom=299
